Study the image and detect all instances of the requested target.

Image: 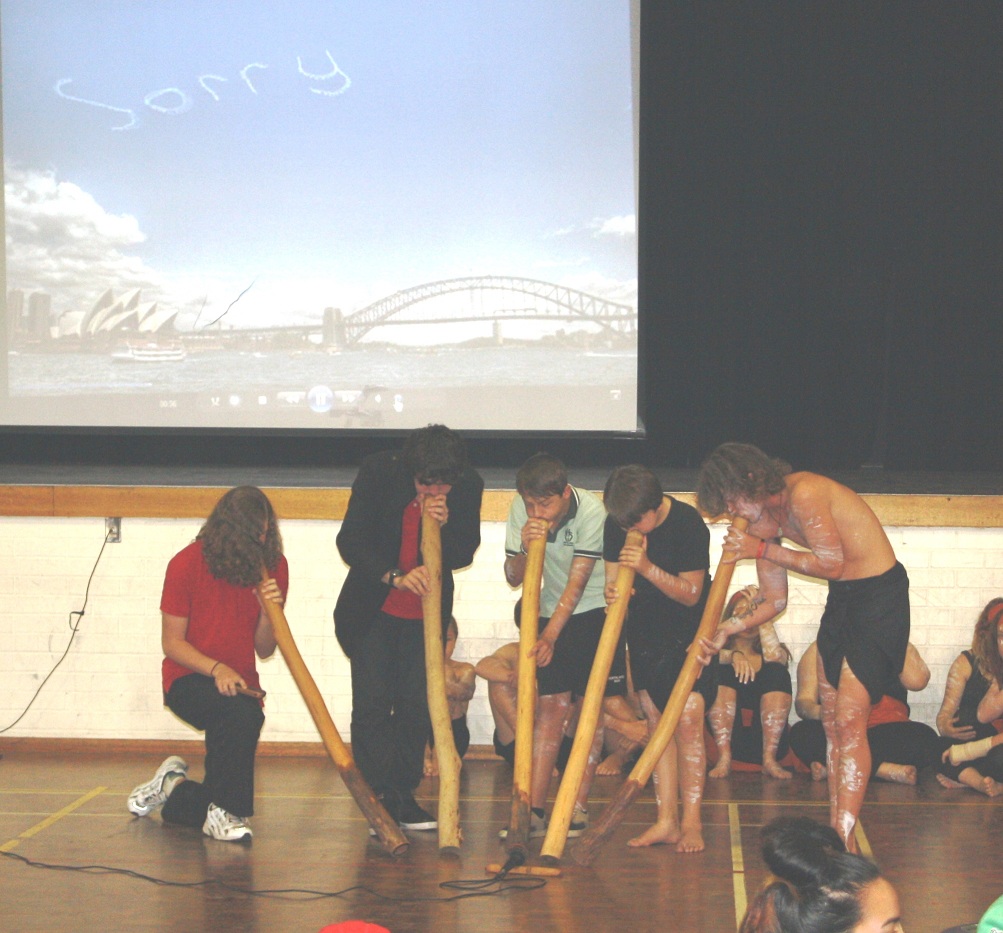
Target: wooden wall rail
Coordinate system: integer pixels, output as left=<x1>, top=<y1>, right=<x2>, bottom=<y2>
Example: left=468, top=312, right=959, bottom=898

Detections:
left=1, top=485, right=1001, bottom=527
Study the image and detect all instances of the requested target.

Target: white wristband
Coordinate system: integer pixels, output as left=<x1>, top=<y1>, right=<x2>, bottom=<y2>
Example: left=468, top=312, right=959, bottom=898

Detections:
left=948, top=735, right=994, bottom=766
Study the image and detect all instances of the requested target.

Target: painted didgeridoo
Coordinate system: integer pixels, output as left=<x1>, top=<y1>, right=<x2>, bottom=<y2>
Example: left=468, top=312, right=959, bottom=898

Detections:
left=421, top=508, right=462, bottom=852
left=571, top=517, right=750, bottom=866
left=540, top=530, right=643, bottom=862
left=506, top=535, right=547, bottom=856
left=257, top=571, right=409, bottom=856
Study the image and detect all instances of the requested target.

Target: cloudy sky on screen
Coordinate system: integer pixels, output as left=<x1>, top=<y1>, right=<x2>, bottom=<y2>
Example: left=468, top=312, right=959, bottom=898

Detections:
left=2, top=0, right=636, bottom=331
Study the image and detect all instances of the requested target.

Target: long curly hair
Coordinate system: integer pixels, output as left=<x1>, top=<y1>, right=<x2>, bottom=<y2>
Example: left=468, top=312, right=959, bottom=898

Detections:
left=971, top=597, right=1003, bottom=686
left=696, top=443, right=791, bottom=518
left=197, top=486, right=282, bottom=587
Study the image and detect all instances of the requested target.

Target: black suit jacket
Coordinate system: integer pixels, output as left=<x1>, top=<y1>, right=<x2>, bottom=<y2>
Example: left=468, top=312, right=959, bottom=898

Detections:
left=333, top=449, right=484, bottom=657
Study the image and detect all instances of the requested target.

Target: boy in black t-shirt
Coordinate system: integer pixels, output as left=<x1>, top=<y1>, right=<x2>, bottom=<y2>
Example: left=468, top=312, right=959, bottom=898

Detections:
left=603, top=465, right=713, bottom=853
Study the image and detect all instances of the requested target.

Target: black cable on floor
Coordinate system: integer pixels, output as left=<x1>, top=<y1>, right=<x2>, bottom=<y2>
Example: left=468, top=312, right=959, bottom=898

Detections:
left=0, top=849, right=546, bottom=901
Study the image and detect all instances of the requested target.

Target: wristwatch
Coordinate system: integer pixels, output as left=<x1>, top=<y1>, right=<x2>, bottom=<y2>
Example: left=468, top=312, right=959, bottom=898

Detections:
left=388, top=569, right=404, bottom=587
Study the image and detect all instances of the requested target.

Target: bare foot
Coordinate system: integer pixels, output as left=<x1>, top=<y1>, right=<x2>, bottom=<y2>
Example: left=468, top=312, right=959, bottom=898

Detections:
left=936, top=773, right=966, bottom=789
left=981, top=777, right=1003, bottom=798
left=675, top=825, right=705, bottom=854
left=423, top=752, right=439, bottom=777
left=596, top=753, right=625, bottom=777
left=810, top=761, right=827, bottom=782
left=627, top=821, right=681, bottom=848
left=708, top=756, right=731, bottom=779
left=876, top=762, right=916, bottom=785
left=762, top=759, right=792, bottom=780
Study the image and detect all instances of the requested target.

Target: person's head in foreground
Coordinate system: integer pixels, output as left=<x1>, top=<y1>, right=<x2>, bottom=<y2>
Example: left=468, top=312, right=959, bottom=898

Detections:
left=739, top=816, right=903, bottom=933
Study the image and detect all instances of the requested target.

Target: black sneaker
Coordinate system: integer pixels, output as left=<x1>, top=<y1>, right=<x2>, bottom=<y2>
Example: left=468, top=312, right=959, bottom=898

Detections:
left=398, top=793, right=437, bottom=831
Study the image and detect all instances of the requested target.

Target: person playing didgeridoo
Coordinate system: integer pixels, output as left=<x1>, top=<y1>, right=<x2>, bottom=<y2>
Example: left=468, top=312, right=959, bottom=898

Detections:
left=334, top=424, right=483, bottom=833
left=602, top=464, right=712, bottom=853
left=127, top=485, right=287, bottom=843
left=696, top=443, right=910, bottom=852
left=503, top=453, right=623, bottom=838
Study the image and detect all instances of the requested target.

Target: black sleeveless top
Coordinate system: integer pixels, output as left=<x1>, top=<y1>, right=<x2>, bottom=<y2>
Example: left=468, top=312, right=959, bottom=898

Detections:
left=957, top=650, right=998, bottom=741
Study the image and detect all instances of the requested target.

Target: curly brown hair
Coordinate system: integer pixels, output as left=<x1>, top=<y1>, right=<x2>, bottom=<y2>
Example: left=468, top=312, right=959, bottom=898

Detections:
left=197, top=486, right=283, bottom=588
left=696, top=443, right=791, bottom=517
left=971, top=597, right=1003, bottom=686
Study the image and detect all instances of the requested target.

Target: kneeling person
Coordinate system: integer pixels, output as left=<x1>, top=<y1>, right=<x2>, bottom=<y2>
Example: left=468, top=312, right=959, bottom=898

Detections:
left=127, top=486, right=287, bottom=843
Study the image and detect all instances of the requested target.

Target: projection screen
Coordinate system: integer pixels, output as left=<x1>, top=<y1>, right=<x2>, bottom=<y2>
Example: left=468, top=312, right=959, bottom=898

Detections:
left=1, top=1, right=638, bottom=434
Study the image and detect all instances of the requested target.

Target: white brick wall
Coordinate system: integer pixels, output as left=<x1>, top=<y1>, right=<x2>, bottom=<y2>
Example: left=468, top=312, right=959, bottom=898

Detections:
left=1, top=516, right=1000, bottom=743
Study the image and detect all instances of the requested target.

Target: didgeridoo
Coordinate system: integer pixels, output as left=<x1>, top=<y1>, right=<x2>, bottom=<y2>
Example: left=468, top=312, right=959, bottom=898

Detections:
left=540, top=530, right=643, bottom=862
left=506, top=535, right=547, bottom=855
left=421, top=509, right=462, bottom=852
left=571, top=517, right=750, bottom=866
left=257, top=571, right=409, bottom=856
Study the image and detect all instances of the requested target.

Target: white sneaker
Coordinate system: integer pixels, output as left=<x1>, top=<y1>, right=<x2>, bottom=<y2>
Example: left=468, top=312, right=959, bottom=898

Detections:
left=203, top=803, right=253, bottom=842
left=127, top=756, right=188, bottom=817
left=567, top=804, right=589, bottom=838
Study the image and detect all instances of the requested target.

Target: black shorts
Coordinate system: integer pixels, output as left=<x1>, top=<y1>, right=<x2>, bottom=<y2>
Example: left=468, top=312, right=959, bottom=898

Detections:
left=631, top=640, right=717, bottom=712
left=515, top=601, right=627, bottom=698
left=718, top=659, right=793, bottom=697
left=818, top=562, right=910, bottom=704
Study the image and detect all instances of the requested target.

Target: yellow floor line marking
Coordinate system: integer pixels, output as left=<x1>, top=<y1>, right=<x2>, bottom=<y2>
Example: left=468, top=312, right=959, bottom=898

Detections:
left=854, top=818, right=873, bottom=858
left=0, top=786, right=107, bottom=853
left=729, top=803, right=747, bottom=930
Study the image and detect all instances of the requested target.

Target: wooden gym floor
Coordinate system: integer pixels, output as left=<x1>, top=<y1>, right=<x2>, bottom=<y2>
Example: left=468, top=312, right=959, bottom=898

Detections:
left=1, top=746, right=999, bottom=933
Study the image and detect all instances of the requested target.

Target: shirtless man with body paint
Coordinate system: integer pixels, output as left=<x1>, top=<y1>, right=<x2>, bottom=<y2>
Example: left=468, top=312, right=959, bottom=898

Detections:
left=696, top=443, right=909, bottom=853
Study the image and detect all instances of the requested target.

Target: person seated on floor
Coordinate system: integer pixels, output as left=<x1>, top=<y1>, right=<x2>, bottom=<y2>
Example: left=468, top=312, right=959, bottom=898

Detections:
left=739, top=816, right=904, bottom=933
left=595, top=663, right=649, bottom=776
left=424, top=616, right=476, bottom=776
left=475, top=641, right=520, bottom=767
left=706, top=585, right=794, bottom=780
left=475, top=637, right=588, bottom=778
left=790, top=639, right=939, bottom=785
left=936, top=597, right=1003, bottom=798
